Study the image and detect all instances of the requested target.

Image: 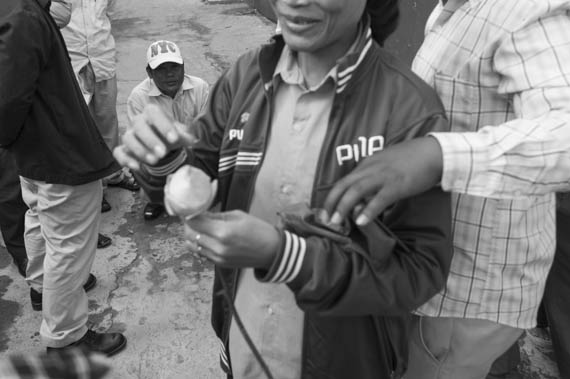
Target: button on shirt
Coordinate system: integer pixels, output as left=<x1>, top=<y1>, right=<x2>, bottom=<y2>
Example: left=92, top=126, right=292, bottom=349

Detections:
left=412, top=0, right=570, bottom=328
left=127, top=75, right=210, bottom=132
left=60, top=0, right=116, bottom=81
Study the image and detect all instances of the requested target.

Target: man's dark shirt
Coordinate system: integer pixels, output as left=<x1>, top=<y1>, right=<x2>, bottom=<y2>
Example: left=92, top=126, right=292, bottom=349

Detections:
left=0, top=0, right=119, bottom=185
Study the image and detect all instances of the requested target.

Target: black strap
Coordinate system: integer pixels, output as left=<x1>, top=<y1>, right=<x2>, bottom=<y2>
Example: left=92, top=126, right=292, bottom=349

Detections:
left=35, top=0, right=51, bottom=11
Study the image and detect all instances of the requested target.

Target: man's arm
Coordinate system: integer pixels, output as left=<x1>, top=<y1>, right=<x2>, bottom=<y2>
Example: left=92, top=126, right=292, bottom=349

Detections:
left=261, top=186, right=453, bottom=316
left=324, top=12, right=570, bottom=226
left=0, top=6, right=49, bottom=147
left=433, top=11, right=570, bottom=198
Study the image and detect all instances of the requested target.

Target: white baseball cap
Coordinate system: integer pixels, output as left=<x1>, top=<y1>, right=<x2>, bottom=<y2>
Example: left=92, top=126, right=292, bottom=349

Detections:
left=146, top=40, right=183, bottom=69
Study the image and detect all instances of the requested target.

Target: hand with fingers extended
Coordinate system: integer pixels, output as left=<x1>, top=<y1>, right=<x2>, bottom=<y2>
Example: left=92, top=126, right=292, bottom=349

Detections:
left=324, top=136, right=444, bottom=227
left=183, top=211, right=281, bottom=270
left=113, top=104, right=198, bottom=172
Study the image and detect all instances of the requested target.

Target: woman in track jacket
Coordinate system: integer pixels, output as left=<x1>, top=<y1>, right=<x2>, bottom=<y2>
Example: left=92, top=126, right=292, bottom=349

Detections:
left=115, top=0, right=453, bottom=377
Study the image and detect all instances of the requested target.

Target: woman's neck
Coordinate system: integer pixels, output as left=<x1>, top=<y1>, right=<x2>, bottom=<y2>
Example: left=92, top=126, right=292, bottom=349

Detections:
left=296, top=25, right=359, bottom=88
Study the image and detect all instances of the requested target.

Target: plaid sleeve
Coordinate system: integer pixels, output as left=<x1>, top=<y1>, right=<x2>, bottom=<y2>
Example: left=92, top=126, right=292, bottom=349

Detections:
left=0, top=347, right=111, bottom=379
left=432, top=11, right=570, bottom=198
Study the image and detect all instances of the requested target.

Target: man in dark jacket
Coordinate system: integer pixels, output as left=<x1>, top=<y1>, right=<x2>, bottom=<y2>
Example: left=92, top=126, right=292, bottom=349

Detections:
left=0, top=0, right=126, bottom=356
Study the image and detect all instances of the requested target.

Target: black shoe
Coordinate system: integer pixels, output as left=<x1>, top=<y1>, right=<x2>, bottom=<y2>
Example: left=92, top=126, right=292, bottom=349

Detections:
left=143, top=203, right=165, bottom=221
left=31, top=273, right=97, bottom=311
left=47, top=330, right=127, bottom=357
left=101, top=196, right=111, bottom=213
left=107, top=173, right=140, bottom=192
left=97, top=233, right=112, bottom=249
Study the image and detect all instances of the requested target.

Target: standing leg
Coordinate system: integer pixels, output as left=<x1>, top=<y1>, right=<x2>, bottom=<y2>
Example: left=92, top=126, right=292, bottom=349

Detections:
left=92, top=74, right=141, bottom=191
left=24, top=178, right=101, bottom=347
left=90, top=75, right=119, bottom=153
left=77, top=64, right=117, bottom=236
left=20, top=177, right=46, bottom=295
left=0, top=149, right=28, bottom=276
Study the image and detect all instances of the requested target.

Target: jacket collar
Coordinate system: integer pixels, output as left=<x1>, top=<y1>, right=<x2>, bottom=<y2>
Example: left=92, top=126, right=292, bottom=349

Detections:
left=259, top=15, right=374, bottom=95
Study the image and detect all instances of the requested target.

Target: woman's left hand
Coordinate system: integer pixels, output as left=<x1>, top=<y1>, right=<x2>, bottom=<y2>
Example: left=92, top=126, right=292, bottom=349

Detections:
left=183, top=210, right=281, bottom=269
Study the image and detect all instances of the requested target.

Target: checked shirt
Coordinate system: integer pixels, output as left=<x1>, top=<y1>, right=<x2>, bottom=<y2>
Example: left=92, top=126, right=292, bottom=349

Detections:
left=413, top=0, right=570, bottom=328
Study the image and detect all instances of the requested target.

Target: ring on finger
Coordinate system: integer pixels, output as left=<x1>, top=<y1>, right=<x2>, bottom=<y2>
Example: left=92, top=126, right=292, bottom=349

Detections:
left=194, top=234, right=201, bottom=244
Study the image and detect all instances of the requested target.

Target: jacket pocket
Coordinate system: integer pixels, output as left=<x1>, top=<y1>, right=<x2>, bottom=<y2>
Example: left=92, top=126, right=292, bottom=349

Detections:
left=433, top=72, right=513, bottom=133
left=415, top=315, right=452, bottom=365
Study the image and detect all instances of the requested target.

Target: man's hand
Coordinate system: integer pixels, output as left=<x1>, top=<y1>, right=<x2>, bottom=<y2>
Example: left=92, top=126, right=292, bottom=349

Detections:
left=113, top=104, right=198, bottom=171
left=323, top=137, right=444, bottom=226
left=183, top=210, right=281, bottom=270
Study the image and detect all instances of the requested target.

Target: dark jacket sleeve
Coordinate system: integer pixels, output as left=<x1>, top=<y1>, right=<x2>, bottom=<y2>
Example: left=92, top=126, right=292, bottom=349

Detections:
left=0, top=6, right=50, bottom=147
left=256, top=184, right=453, bottom=317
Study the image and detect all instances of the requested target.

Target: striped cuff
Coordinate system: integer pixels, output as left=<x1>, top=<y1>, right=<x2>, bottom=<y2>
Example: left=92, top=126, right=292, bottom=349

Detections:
left=142, top=148, right=188, bottom=177
left=264, top=231, right=306, bottom=283
left=218, top=338, right=231, bottom=374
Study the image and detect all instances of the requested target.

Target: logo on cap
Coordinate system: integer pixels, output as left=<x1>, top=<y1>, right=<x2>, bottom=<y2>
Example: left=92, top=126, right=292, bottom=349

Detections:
left=147, top=40, right=184, bottom=69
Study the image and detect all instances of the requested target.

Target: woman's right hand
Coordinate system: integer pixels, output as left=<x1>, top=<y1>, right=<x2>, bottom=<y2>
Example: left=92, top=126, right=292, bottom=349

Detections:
left=113, top=104, right=198, bottom=171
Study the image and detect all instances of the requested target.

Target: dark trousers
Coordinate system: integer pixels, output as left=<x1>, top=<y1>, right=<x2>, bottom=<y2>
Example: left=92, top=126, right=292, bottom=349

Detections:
left=488, top=209, right=570, bottom=378
left=486, top=341, right=521, bottom=379
left=543, top=210, right=570, bottom=378
left=0, top=148, right=28, bottom=267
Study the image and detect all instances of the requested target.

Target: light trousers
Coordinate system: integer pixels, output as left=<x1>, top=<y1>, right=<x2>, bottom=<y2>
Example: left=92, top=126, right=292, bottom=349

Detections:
left=77, top=63, right=122, bottom=186
left=20, top=177, right=101, bottom=347
left=77, top=63, right=119, bottom=152
left=405, top=316, right=523, bottom=379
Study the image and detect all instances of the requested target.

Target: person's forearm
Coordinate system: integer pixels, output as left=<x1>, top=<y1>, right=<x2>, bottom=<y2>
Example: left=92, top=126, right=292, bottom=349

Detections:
left=433, top=110, right=570, bottom=198
left=443, top=11, right=570, bottom=198
left=259, top=187, right=453, bottom=316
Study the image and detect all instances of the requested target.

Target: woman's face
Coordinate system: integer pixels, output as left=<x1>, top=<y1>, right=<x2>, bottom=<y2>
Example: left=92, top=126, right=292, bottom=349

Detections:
left=270, top=0, right=366, bottom=57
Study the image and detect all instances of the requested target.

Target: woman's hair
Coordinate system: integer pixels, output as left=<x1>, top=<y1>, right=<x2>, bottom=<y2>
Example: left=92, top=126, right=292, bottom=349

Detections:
left=366, top=0, right=400, bottom=46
